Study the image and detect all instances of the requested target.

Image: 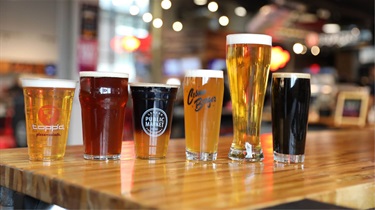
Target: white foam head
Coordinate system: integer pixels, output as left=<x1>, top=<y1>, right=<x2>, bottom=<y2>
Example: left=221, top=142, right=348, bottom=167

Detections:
left=129, top=83, right=179, bottom=88
left=185, top=69, right=223, bottom=78
left=21, top=78, right=77, bottom=88
left=227, top=34, right=272, bottom=46
left=80, top=71, right=129, bottom=78
left=272, top=73, right=311, bottom=79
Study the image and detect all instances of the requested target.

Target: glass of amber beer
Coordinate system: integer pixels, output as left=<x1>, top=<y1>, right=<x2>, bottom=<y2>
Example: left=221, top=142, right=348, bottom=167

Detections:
left=226, top=33, right=272, bottom=161
left=21, top=78, right=76, bottom=161
left=130, top=83, right=179, bottom=159
left=271, top=73, right=311, bottom=163
left=183, top=69, right=224, bottom=161
left=79, top=71, right=129, bottom=160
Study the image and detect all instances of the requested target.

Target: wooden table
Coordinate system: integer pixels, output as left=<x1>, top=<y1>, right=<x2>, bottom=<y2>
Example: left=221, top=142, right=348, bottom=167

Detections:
left=1, top=128, right=374, bottom=209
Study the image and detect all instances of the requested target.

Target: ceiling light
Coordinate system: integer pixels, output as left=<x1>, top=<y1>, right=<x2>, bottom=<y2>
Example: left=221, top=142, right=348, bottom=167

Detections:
left=153, top=18, right=163, bottom=28
left=173, top=21, right=183, bottom=32
left=142, top=13, right=153, bottom=23
left=219, top=16, right=229, bottom=26
left=293, top=43, right=304, bottom=54
left=194, top=0, right=207, bottom=5
left=322, top=23, right=340, bottom=34
left=129, top=5, right=140, bottom=15
left=161, top=0, right=172, bottom=10
left=208, top=1, right=218, bottom=12
left=234, top=6, right=247, bottom=17
left=311, top=46, right=320, bottom=56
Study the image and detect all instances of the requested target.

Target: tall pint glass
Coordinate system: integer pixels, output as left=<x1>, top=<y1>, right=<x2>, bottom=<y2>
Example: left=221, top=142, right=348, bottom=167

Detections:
left=183, top=69, right=224, bottom=161
left=226, top=34, right=272, bottom=161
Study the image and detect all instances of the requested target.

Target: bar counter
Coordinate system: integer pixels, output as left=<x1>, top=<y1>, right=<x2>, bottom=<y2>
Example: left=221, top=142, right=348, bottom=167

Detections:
left=1, top=128, right=374, bottom=209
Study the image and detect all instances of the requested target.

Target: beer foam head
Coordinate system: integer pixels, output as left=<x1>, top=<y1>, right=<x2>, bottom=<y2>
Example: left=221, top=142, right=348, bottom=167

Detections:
left=272, top=73, right=311, bottom=79
left=185, top=69, right=223, bottom=78
left=21, top=78, right=77, bottom=88
left=227, top=34, right=272, bottom=46
left=80, top=71, right=129, bottom=78
left=129, top=83, right=179, bottom=88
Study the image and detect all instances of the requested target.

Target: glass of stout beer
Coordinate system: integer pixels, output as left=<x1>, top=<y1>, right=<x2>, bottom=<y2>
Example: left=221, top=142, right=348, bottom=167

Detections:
left=226, top=34, right=272, bottom=161
left=79, top=71, right=129, bottom=160
left=183, top=69, right=224, bottom=161
left=271, top=73, right=311, bottom=163
left=130, top=83, right=179, bottom=159
left=21, top=78, right=76, bottom=161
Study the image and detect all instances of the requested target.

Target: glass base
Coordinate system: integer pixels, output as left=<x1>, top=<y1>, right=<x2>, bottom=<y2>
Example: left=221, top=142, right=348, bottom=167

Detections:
left=186, top=150, right=217, bottom=161
left=84, top=154, right=120, bottom=160
left=228, top=147, right=264, bottom=162
left=274, top=152, right=304, bottom=163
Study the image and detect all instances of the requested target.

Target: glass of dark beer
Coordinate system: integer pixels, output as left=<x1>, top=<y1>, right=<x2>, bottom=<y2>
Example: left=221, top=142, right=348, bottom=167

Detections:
left=130, top=83, right=179, bottom=159
left=79, top=71, right=129, bottom=160
left=271, top=73, right=311, bottom=163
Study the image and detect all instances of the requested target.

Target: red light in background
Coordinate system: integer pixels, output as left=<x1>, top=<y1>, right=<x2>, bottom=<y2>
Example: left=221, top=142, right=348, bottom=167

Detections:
left=271, top=46, right=290, bottom=71
left=110, top=36, right=124, bottom=53
left=310, top=63, right=320, bottom=74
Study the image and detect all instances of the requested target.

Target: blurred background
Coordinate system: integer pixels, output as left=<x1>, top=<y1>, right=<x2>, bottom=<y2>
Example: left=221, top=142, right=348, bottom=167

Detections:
left=0, top=0, right=374, bottom=149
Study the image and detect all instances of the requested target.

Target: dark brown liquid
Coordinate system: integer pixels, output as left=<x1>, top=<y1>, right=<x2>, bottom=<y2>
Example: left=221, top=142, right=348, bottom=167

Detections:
left=79, top=77, right=128, bottom=156
left=271, top=77, right=310, bottom=155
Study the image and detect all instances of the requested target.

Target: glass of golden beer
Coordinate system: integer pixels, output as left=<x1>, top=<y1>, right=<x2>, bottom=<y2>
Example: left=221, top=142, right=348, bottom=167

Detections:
left=79, top=71, right=129, bottom=160
left=183, top=69, right=224, bottom=161
left=130, top=83, right=179, bottom=159
left=226, top=33, right=272, bottom=161
left=21, top=78, right=77, bottom=161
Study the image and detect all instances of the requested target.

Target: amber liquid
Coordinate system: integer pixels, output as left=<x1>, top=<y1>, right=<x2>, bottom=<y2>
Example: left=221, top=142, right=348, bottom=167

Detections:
left=23, top=87, right=75, bottom=161
left=183, top=77, right=224, bottom=155
left=131, top=86, right=178, bottom=159
left=79, top=77, right=128, bottom=159
left=226, top=43, right=271, bottom=160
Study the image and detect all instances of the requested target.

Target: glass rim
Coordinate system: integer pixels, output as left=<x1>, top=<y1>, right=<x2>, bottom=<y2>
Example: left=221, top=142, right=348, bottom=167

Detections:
left=226, top=33, right=272, bottom=46
left=129, top=82, right=180, bottom=88
left=20, top=78, right=77, bottom=88
left=79, top=71, right=129, bottom=78
left=272, top=72, right=311, bottom=79
left=184, top=69, right=223, bottom=78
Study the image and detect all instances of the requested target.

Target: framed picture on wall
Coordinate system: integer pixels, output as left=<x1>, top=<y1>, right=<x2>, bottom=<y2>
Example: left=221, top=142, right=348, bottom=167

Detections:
left=334, top=91, right=369, bottom=127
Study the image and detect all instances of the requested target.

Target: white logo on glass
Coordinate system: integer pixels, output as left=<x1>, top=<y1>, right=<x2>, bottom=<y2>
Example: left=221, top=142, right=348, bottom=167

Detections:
left=141, top=108, right=168, bottom=137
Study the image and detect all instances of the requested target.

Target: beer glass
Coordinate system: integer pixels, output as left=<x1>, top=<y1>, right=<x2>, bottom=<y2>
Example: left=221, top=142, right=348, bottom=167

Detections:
left=183, top=69, right=224, bottom=161
left=130, top=83, right=179, bottom=159
left=271, top=73, right=311, bottom=163
left=21, top=78, right=76, bottom=161
left=79, top=71, right=129, bottom=160
left=226, top=33, right=272, bottom=161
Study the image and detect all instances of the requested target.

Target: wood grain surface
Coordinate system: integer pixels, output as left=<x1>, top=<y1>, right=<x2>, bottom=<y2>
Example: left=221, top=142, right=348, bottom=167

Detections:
left=1, top=128, right=374, bottom=209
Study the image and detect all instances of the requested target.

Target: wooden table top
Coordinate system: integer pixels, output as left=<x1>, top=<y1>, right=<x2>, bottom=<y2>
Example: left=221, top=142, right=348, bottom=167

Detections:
left=1, top=128, right=374, bottom=209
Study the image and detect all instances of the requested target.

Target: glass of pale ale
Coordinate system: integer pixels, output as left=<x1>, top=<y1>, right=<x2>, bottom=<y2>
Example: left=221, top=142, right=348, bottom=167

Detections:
left=21, top=78, right=77, bottom=161
left=79, top=71, right=129, bottom=160
left=271, top=73, right=311, bottom=163
left=130, top=83, right=179, bottom=159
left=226, top=33, right=272, bottom=161
left=183, top=69, right=224, bottom=161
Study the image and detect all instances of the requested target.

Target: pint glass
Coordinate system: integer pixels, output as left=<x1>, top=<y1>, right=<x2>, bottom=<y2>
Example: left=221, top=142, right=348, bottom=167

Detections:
left=130, top=83, right=179, bottom=159
left=271, top=73, right=311, bottom=163
left=183, top=69, right=224, bottom=161
left=79, top=71, right=129, bottom=160
left=226, top=34, right=272, bottom=161
left=21, top=78, right=76, bottom=161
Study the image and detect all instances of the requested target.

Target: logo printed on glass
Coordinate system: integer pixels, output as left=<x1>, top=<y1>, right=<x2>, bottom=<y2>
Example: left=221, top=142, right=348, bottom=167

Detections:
left=187, top=88, right=217, bottom=111
left=141, top=108, right=168, bottom=137
left=34, top=105, right=64, bottom=131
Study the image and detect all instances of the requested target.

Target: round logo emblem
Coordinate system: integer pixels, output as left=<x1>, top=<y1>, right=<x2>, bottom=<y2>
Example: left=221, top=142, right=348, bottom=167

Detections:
left=38, top=105, right=60, bottom=125
left=141, top=108, right=168, bottom=137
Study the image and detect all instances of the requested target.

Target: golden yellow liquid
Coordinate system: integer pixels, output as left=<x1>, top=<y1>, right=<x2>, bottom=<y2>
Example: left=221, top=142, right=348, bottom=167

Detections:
left=23, top=87, right=75, bottom=161
left=226, top=43, right=271, bottom=159
left=183, top=77, right=224, bottom=155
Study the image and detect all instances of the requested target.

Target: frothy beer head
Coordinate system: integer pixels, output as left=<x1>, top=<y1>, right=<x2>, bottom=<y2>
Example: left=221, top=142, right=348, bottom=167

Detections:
left=21, top=78, right=77, bottom=89
left=272, top=73, right=311, bottom=79
left=80, top=71, right=129, bottom=78
left=185, top=69, right=223, bottom=78
left=226, top=34, right=272, bottom=46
